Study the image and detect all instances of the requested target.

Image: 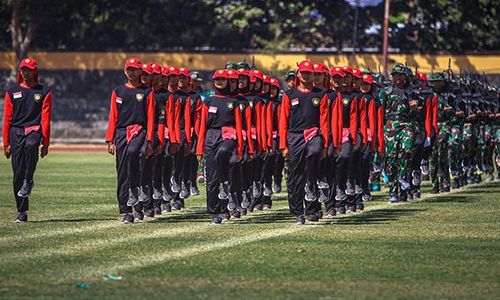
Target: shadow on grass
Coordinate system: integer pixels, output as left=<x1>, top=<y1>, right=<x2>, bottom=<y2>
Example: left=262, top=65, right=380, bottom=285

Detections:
left=31, top=217, right=117, bottom=223
left=148, top=209, right=210, bottom=223
left=327, top=208, right=428, bottom=225
left=424, top=195, right=476, bottom=203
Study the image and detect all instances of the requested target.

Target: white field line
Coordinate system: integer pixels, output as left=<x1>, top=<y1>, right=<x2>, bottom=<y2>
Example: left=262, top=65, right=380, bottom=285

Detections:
left=79, top=182, right=492, bottom=278
left=80, top=225, right=307, bottom=279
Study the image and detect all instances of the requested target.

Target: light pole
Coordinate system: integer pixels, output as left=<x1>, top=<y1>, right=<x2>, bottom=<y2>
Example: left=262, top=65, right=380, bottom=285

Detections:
left=382, top=0, right=390, bottom=75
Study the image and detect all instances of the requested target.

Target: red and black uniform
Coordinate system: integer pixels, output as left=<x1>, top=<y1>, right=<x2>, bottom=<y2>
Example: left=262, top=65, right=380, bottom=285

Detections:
left=358, top=77, right=379, bottom=198
left=197, top=71, right=244, bottom=217
left=323, top=87, right=342, bottom=210
left=3, top=58, right=52, bottom=213
left=187, top=88, right=202, bottom=193
left=150, top=66, right=177, bottom=212
left=332, top=85, right=358, bottom=206
left=106, top=58, right=154, bottom=214
left=245, top=69, right=266, bottom=209
left=172, top=87, right=193, bottom=204
left=279, top=72, right=329, bottom=217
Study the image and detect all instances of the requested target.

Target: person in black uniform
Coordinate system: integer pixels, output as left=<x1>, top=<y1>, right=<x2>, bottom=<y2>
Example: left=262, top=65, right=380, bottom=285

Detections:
left=3, top=58, right=52, bottom=222
left=105, top=57, right=154, bottom=224
left=279, top=60, right=329, bottom=224
left=196, top=69, right=244, bottom=224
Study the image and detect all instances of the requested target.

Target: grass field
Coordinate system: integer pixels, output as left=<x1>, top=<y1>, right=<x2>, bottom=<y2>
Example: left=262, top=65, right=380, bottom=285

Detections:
left=0, top=151, right=499, bottom=300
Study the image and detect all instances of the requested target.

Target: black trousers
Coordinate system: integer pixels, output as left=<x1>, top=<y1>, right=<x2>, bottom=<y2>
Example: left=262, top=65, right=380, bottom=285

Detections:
left=286, top=132, right=323, bottom=216
left=360, top=145, right=372, bottom=193
left=9, top=127, right=41, bottom=212
left=115, top=128, right=146, bottom=214
left=325, top=141, right=337, bottom=211
left=204, top=129, right=236, bottom=215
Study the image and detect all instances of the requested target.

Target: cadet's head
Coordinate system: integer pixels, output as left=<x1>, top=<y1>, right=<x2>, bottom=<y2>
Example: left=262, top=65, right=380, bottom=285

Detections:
left=329, top=67, right=345, bottom=90
left=296, top=60, right=315, bottom=86
left=251, top=70, right=264, bottom=91
left=285, top=71, right=296, bottom=89
left=18, top=58, right=39, bottom=85
left=167, top=66, right=180, bottom=89
left=429, top=72, right=447, bottom=91
left=227, top=69, right=239, bottom=94
left=270, top=78, right=280, bottom=97
left=262, top=74, right=271, bottom=94
left=178, top=67, right=191, bottom=90
left=237, top=68, right=250, bottom=90
left=351, top=68, right=363, bottom=91
left=360, top=74, right=373, bottom=93
left=151, top=63, right=163, bottom=88
left=313, top=63, right=330, bottom=89
left=212, top=69, right=229, bottom=90
left=140, top=63, right=155, bottom=87
left=161, top=65, right=170, bottom=86
left=391, top=63, right=407, bottom=87
left=124, top=57, right=143, bottom=81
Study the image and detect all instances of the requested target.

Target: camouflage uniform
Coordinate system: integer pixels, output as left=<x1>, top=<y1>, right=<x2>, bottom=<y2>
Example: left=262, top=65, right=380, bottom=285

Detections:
left=380, top=64, right=418, bottom=200
left=429, top=82, right=456, bottom=192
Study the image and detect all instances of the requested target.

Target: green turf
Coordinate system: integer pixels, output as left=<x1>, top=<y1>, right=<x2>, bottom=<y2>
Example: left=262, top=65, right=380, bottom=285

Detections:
left=0, top=152, right=499, bottom=300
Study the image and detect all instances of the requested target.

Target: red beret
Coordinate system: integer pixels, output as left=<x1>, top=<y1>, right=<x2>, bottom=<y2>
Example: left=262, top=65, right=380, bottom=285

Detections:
left=141, top=63, right=154, bottom=75
left=237, top=68, right=251, bottom=77
left=151, top=63, right=162, bottom=75
left=162, top=65, right=170, bottom=76
left=330, top=66, right=346, bottom=77
left=362, top=73, right=374, bottom=84
left=416, top=72, right=428, bottom=81
left=213, top=69, right=228, bottom=79
left=297, top=60, right=314, bottom=72
left=352, top=68, right=362, bottom=79
left=263, top=74, right=271, bottom=84
left=251, top=69, right=264, bottom=80
left=179, top=67, right=190, bottom=77
left=226, top=69, right=238, bottom=79
left=342, top=66, right=353, bottom=74
left=168, top=66, right=180, bottom=76
left=125, top=57, right=142, bottom=69
left=270, top=77, right=280, bottom=88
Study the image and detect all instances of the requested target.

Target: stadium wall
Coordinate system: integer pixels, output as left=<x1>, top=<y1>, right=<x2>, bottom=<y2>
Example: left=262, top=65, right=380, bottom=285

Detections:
left=0, top=52, right=499, bottom=143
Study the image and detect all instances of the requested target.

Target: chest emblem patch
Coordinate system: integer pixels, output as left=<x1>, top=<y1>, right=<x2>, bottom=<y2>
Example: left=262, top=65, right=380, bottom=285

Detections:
left=209, top=106, right=218, bottom=114
left=34, top=94, right=43, bottom=102
left=291, top=98, right=299, bottom=106
left=136, top=93, right=144, bottom=102
left=312, top=98, right=320, bottom=107
left=227, top=102, right=234, bottom=110
left=13, top=91, right=22, bottom=99
left=342, top=97, right=350, bottom=105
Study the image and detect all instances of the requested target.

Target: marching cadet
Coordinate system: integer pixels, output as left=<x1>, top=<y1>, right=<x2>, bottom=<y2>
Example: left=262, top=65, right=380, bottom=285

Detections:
left=267, top=77, right=285, bottom=195
left=409, top=72, right=433, bottom=199
left=428, top=72, right=457, bottom=193
left=260, top=74, right=274, bottom=210
left=246, top=69, right=266, bottom=211
left=151, top=65, right=176, bottom=215
left=156, top=66, right=180, bottom=214
left=174, top=67, right=194, bottom=203
left=357, top=73, right=379, bottom=206
left=137, top=62, right=163, bottom=219
left=333, top=66, right=359, bottom=213
left=323, top=66, right=344, bottom=217
left=285, top=71, right=296, bottom=90
left=3, top=58, right=52, bottom=222
left=141, top=63, right=154, bottom=88
left=380, top=63, right=419, bottom=202
left=279, top=60, right=329, bottom=224
left=106, top=57, right=154, bottom=224
left=196, top=69, right=244, bottom=224
left=187, top=77, right=203, bottom=196
left=229, top=67, right=255, bottom=216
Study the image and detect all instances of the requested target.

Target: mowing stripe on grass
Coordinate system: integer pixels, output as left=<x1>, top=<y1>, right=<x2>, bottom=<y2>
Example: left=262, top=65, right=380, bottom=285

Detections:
left=0, top=223, right=213, bottom=260
left=0, top=209, right=204, bottom=244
